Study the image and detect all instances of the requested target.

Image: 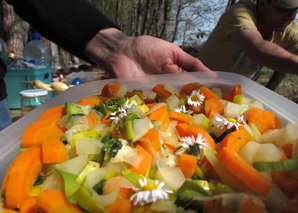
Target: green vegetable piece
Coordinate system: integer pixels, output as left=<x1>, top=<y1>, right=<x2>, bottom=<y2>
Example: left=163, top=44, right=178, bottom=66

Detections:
left=76, top=161, right=100, bottom=183
left=253, top=158, right=298, bottom=172
left=65, top=102, right=92, bottom=116
left=175, top=190, right=204, bottom=211
left=102, top=132, right=123, bottom=162
left=213, top=182, right=237, bottom=195
left=177, top=179, right=211, bottom=196
left=55, top=169, right=82, bottom=204
left=121, top=119, right=134, bottom=140
left=233, top=94, right=244, bottom=104
left=72, top=184, right=107, bottom=213
left=93, top=101, right=108, bottom=118
left=121, top=166, right=143, bottom=187
left=33, top=174, right=46, bottom=186
left=129, top=94, right=143, bottom=105
left=65, top=115, right=84, bottom=129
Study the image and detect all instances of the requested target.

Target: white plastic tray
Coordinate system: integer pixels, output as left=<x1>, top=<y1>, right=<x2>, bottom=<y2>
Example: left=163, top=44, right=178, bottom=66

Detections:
left=1, top=71, right=297, bottom=184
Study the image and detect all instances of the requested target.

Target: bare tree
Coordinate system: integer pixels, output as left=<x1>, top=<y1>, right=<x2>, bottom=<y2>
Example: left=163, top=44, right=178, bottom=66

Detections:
left=1, top=0, right=23, bottom=60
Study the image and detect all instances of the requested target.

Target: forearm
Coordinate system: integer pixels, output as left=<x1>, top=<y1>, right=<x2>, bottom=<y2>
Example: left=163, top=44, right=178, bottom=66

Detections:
left=6, top=0, right=119, bottom=61
left=249, top=41, right=298, bottom=74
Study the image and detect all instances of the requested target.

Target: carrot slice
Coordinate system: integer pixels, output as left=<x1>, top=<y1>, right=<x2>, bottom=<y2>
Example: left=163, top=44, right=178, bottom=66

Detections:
left=37, top=105, right=65, bottom=121
left=246, top=108, right=273, bottom=134
left=217, top=129, right=250, bottom=152
left=179, top=153, right=197, bottom=178
left=168, top=111, right=191, bottom=123
left=204, top=98, right=224, bottom=119
left=230, top=84, right=242, bottom=102
left=147, top=105, right=170, bottom=123
left=105, top=198, right=132, bottom=213
left=152, top=84, right=172, bottom=99
left=217, top=147, right=273, bottom=196
left=22, top=119, right=65, bottom=148
left=180, top=83, right=200, bottom=95
left=36, top=189, right=82, bottom=213
left=101, top=81, right=120, bottom=97
left=198, top=84, right=218, bottom=100
left=139, top=128, right=162, bottom=153
left=19, top=197, right=46, bottom=213
left=4, top=147, right=43, bottom=209
left=77, top=95, right=101, bottom=106
left=129, top=144, right=152, bottom=175
left=184, top=125, right=215, bottom=149
left=175, top=122, right=190, bottom=138
left=41, top=138, right=68, bottom=164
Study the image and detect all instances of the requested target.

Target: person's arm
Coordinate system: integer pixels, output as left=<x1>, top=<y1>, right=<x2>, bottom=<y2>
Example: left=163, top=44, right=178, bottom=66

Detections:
left=231, top=29, right=298, bottom=75
left=5, top=0, right=119, bottom=62
left=85, top=28, right=212, bottom=78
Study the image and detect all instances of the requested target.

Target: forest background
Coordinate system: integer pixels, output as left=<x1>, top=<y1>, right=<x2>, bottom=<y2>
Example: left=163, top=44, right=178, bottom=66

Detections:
left=0, top=0, right=297, bottom=102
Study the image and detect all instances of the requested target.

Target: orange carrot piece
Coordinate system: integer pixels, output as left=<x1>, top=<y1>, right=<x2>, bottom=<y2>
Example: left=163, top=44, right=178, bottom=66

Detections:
left=164, top=143, right=177, bottom=152
left=184, top=125, right=215, bottom=149
left=85, top=114, right=95, bottom=125
left=276, top=176, right=298, bottom=199
left=217, top=147, right=273, bottom=196
left=22, top=119, right=65, bottom=148
left=204, top=98, right=224, bottom=119
left=4, top=147, right=43, bottom=209
left=19, top=197, right=46, bottom=213
left=168, top=111, right=191, bottom=123
left=222, top=92, right=231, bottom=102
left=124, top=91, right=144, bottom=101
left=282, top=143, right=293, bottom=159
left=37, top=106, right=65, bottom=121
left=246, top=108, right=276, bottom=134
left=152, top=84, right=172, bottom=99
left=179, top=153, right=197, bottom=179
left=36, top=189, right=82, bottom=213
left=187, top=104, right=205, bottom=114
left=129, top=144, right=152, bottom=175
left=105, top=198, right=132, bottom=213
left=217, top=129, right=250, bottom=152
left=41, top=138, right=68, bottom=164
left=77, top=95, right=101, bottom=106
left=147, top=105, right=170, bottom=123
left=180, top=83, right=200, bottom=95
left=267, top=111, right=282, bottom=130
left=101, top=81, right=120, bottom=97
left=119, top=188, right=134, bottom=200
left=3, top=209, right=18, bottom=213
left=175, top=122, right=190, bottom=138
left=230, top=84, right=242, bottom=102
left=198, top=84, right=218, bottom=100
left=139, top=128, right=162, bottom=153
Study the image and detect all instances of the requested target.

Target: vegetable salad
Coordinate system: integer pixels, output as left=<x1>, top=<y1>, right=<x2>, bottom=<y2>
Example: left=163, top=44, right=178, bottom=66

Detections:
left=1, top=81, right=298, bottom=213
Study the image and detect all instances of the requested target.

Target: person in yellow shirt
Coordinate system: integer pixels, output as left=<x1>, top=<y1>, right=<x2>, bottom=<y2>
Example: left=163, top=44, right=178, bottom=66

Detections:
left=199, top=0, right=298, bottom=80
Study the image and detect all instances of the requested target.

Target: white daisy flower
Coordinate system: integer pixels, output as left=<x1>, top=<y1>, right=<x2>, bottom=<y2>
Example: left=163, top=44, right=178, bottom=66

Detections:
left=215, top=115, right=244, bottom=130
left=175, top=134, right=208, bottom=155
left=110, top=101, right=130, bottom=124
left=174, top=105, right=193, bottom=115
left=130, top=178, right=173, bottom=206
left=187, top=90, right=205, bottom=107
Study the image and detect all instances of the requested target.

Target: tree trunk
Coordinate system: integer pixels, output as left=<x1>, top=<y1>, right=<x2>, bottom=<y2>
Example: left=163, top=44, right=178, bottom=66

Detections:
left=1, top=0, right=23, bottom=60
left=265, top=71, right=286, bottom=91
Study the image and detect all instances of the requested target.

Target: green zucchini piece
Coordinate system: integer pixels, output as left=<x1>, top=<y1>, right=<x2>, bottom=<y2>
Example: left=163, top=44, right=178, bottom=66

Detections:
left=253, top=158, right=298, bottom=172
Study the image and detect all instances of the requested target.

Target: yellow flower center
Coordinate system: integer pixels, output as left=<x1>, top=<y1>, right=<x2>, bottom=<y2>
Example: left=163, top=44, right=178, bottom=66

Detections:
left=227, top=118, right=237, bottom=123
left=191, top=95, right=199, bottom=102
left=143, top=183, right=158, bottom=191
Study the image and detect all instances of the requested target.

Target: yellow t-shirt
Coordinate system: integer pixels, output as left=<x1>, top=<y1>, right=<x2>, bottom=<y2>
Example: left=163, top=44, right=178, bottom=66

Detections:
left=199, top=0, right=298, bottom=78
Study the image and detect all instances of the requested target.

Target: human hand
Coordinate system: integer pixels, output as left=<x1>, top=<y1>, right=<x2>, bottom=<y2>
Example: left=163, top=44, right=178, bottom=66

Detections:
left=85, top=28, right=212, bottom=78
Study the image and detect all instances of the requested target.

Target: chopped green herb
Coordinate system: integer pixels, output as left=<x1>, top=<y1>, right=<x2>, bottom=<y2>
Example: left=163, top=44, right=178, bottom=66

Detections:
left=34, top=174, right=46, bottom=186
left=102, top=131, right=123, bottom=162
left=92, top=179, right=106, bottom=195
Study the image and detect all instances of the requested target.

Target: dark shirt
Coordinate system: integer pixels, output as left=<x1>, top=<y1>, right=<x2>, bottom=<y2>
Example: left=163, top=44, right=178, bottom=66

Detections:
left=6, top=0, right=119, bottom=62
left=0, top=59, right=7, bottom=101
